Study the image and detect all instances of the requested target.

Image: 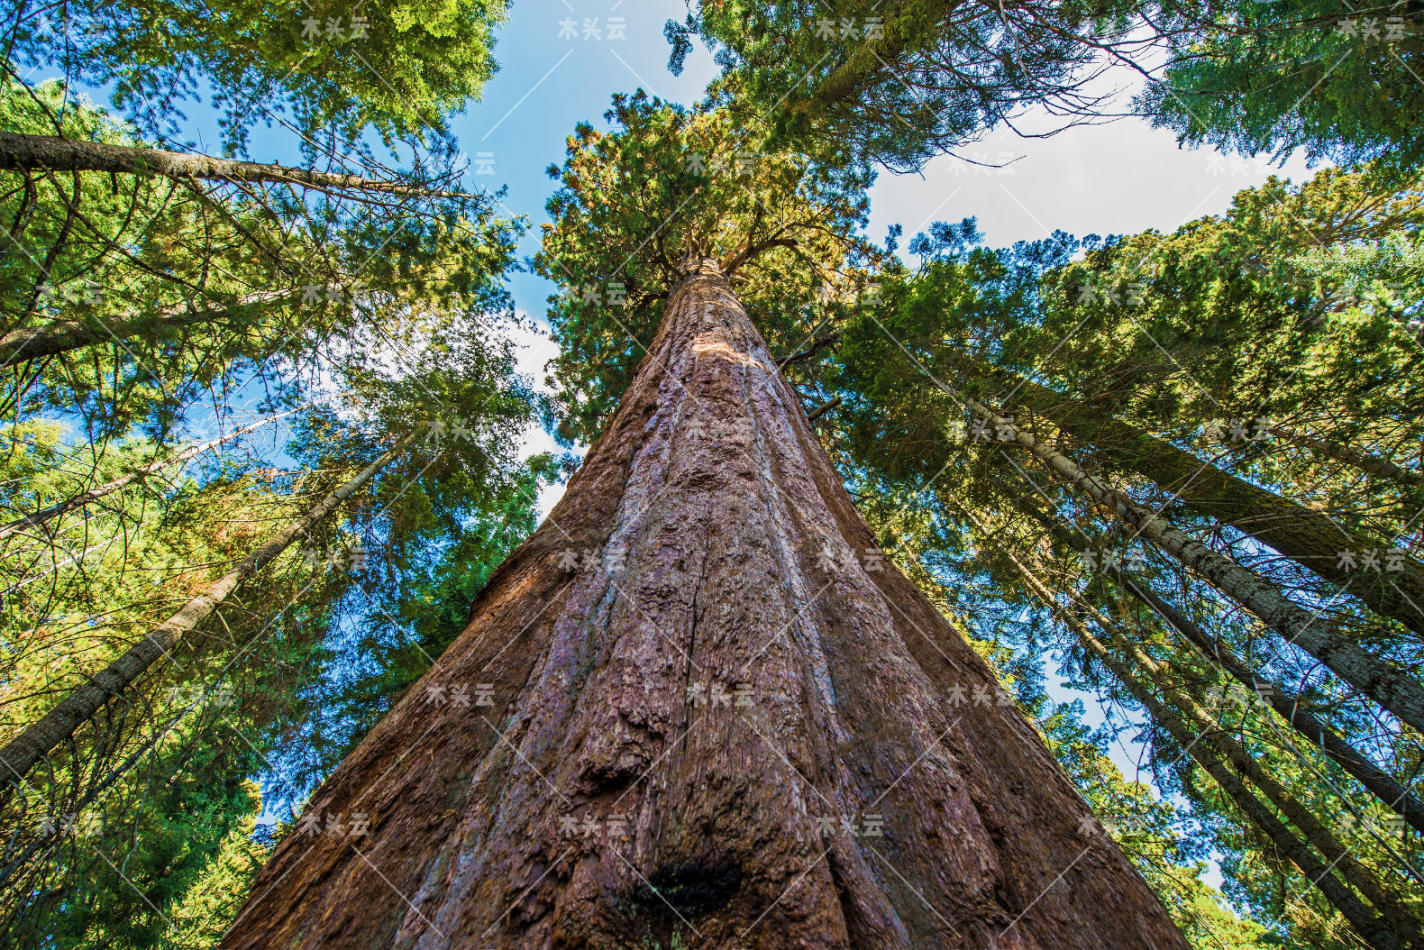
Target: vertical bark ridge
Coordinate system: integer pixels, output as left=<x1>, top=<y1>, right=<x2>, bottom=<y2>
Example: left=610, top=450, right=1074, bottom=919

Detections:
left=221, top=266, right=1187, bottom=949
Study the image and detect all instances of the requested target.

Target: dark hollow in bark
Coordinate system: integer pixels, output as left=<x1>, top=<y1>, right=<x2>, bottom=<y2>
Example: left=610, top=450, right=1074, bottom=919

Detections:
left=221, top=266, right=1188, bottom=949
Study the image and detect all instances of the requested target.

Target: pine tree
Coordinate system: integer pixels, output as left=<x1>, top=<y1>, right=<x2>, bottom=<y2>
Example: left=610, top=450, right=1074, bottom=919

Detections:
left=816, top=167, right=1424, bottom=948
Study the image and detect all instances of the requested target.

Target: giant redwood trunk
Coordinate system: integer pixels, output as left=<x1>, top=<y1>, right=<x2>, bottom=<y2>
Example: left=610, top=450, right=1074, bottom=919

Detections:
left=222, top=263, right=1187, bottom=949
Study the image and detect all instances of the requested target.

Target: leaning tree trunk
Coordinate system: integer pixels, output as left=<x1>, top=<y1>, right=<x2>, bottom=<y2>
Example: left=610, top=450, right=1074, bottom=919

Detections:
left=1257, top=420, right=1424, bottom=490
left=1010, top=499, right=1424, bottom=833
left=0, top=291, right=288, bottom=367
left=221, top=263, right=1188, bottom=950
left=960, top=355, right=1424, bottom=637
left=961, top=513, right=1415, bottom=950
left=0, top=131, right=451, bottom=197
left=963, top=397, right=1424, bottom=734
left=0, top=433, right=414, bottom=793
left=1114, top=572, right=1424, bottom=835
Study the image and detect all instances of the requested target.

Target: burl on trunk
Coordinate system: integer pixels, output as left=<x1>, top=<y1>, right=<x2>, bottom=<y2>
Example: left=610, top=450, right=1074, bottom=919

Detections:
left=223, top=264, right=1187, bottom=949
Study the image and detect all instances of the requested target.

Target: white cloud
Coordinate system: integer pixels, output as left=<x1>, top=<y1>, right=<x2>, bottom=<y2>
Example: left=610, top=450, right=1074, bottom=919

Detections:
left=870, top=110, right=1321, bottom=252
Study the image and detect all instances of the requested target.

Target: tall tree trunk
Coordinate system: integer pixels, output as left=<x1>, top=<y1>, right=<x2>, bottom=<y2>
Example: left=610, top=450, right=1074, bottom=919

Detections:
left=1258, top=420, right=1424, bottom=489
left=0, top=434, right=413, bottom=793
left=965, top=512, right=1413, bottom=950
left=0, top=409, right=296, bottom=542
left=1115, top=573, right=1424, bottom=837
left=220, top=263, right=1188, bottom=950
left=1071, top=600, right=1424, bottom=947
left=964, top=397, right=1424, bottom=733
left=964, top=356, right=1424, bottom=637
left=0, top=132, right=454, bottom=198
left=1012, top=498, right=1424, bottom=834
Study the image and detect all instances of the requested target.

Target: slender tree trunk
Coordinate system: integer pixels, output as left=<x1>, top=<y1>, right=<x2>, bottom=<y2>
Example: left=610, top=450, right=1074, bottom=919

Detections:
left=965, top=397, right=1424, bottom=734
left=969, top=517, right=1412, bottom=950
left=0, top=409, right=296, bottom=542
left=1086, top=633, right=1408, bottom=950
left=1013, top=501, right=1424, bottom=833
left=1258, top=420, right=1424, bottom=488
left=1123, top=675, right=1404, bottom=950
left=0, top=132, right=454, bottom=197
left=1116, top=573, right=1424, bottom=836
left=0, top=435, right=413, bottom=793
left=1070, top=600, right=1424, bottom=947
left=220, top=263, right=1188, bottom=950
left=968, top=357, right=1424, bottom=636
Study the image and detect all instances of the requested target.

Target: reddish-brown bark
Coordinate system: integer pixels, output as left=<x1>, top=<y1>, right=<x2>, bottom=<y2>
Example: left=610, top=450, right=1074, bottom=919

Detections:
left=222, top=263, right=1187, bottom=949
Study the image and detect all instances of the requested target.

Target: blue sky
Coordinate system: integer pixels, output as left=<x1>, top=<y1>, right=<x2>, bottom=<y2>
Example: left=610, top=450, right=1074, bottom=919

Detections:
left=456, top=0, right=1317, bottom=323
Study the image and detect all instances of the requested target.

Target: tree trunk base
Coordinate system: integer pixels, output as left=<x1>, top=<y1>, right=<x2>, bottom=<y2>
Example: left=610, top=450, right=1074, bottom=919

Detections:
left=222, top=268, right=1187, bottom=950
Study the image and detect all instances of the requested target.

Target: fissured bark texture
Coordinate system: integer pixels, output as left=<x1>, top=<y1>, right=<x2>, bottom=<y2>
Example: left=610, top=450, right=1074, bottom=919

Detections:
left=223, top=267, right=1188, bottom=950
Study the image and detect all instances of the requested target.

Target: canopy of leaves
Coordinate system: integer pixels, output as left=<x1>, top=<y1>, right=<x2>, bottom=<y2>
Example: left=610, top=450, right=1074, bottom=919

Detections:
left=5, top=0, right=510, bottom=150
left=1, top=78, right=524, bottom=443
left=0, top=8, right=537, bottom=938
left=676, top=0, right=1166, bottom=171
left=534, top=90, right=881, bottom=443
left=1140, top=0, right=1424, bottom=171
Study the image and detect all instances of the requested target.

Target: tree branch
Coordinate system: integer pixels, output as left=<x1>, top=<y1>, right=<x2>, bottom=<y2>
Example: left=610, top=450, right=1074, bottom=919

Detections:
left=806, top=395, right=841, bottom=422
left=776, top=332, right=841, bottom=369
left=721, top=236, right=798, bottom=275
left=0, top=132, right=462, bottom=198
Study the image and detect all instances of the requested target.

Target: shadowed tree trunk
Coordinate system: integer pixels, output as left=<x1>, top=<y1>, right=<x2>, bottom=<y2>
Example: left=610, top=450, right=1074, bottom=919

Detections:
left=962, top=397, right=1424, bottom=734
left=220, top=262, right=1189, bottom=949
left=959, top=506, right=1417, bottom=950
left=0, top=291, right=291, bottom=367
left=957, top=355, right=1424, bottom=636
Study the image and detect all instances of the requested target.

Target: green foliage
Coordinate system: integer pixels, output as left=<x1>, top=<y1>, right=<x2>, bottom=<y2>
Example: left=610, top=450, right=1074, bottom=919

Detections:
left=684, top=0, right=1424, bottom=176
left=535, top=90, right=881, bottom=443
left=1140, top=0, right=1424, bottom=170
left=1042, top=708, right=1271, bottom=950
left=0, top=325, right=544, bottom=942
left=5, top=0, right=509, bottom=149
left=0, top=425, right=338, bottom=945
left=1, top=78, right=524, bottom=442
left=302, top=459, right=548, bottom=777
left=0, top=0, right=541, bottom=943
left=678, top=0, right=1151, bottom=171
